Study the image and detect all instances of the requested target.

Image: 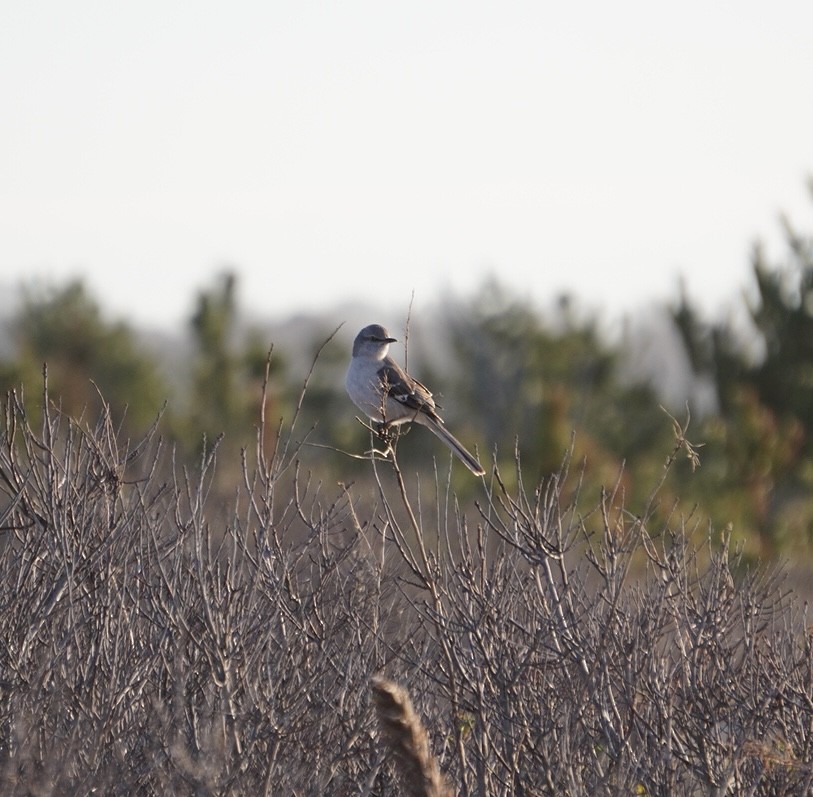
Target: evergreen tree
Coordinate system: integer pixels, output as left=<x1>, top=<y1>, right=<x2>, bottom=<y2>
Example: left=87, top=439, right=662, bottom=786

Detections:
left=0, top=280, right=166, bottom=433
left=672, top=190, right=813, bottom=555
left=183, top=272, right=282, bottom=466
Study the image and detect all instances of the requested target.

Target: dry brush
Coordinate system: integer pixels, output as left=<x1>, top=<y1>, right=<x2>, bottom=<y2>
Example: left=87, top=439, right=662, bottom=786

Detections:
left=0, top=382, right=810, bottom=795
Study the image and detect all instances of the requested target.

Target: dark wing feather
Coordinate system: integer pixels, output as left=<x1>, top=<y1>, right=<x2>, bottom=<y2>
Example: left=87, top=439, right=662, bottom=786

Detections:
left=378, top=361, right=442, bottom=419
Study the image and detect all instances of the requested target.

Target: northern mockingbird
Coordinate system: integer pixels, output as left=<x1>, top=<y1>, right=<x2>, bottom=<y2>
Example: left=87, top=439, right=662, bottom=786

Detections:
left=345, top=324, right=485, bottom=476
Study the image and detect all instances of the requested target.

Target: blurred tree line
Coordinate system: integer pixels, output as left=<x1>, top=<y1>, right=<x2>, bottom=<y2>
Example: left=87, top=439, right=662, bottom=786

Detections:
left=672, top=206, right=813, bottom=557
left=1, top=191, right=812, bottom=560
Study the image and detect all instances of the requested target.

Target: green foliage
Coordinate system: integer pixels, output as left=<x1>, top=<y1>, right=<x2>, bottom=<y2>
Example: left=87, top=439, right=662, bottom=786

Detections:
left=187, top=272, right=247, bottom=440
left=176, top=272, right=285, bottom=467
left=672, top=197, right=813, bottom=557
left=0, top=279, right=167, bottom=434
left=443, top=280, right=671, bottom=503
left=749, top=220, right=813, bottom=428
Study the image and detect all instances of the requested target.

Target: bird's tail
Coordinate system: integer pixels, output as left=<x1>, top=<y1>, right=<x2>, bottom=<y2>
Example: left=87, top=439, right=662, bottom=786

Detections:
left=420, top=415, right=485, bottom=476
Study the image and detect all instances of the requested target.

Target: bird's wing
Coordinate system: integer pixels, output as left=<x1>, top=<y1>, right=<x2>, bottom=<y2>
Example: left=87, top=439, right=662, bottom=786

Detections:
left=378, top=360, right=441, bottom=419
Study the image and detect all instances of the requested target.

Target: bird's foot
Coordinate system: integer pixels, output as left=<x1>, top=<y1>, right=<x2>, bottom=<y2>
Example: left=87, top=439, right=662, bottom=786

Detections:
left=374, top=421, right=397, bottom=446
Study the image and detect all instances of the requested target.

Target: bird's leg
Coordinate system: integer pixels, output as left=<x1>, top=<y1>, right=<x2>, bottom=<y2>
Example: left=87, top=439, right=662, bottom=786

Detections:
left=353, top=416, right=396, bottom=461
left=369, top=420, right=402, bottom=461
left=375, top=420, right=395, bottom=447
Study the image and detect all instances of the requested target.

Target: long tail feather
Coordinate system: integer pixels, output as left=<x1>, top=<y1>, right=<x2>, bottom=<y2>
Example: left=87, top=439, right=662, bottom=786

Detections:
left=419, top=415, right=485, bottom=476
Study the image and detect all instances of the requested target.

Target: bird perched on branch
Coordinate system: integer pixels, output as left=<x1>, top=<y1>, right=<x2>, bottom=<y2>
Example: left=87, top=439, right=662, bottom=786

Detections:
left=345, top=323, right=485, bottom=476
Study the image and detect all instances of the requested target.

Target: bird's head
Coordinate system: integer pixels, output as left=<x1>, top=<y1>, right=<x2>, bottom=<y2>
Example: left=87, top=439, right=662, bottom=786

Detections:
left=352, top=324, right=397, bottom=359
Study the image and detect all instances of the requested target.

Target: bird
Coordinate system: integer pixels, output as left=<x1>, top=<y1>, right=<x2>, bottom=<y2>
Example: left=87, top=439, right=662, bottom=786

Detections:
left=345, top=323, right=485, bottom=476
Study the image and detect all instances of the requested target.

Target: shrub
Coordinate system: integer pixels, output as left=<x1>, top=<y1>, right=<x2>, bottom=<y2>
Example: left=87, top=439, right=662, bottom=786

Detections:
left=0, top=382, right=810, bottom=795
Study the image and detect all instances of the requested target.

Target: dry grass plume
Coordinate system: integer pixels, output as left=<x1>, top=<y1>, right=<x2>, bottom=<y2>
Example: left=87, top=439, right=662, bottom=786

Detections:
left=371, top=677, right=454, bottom=797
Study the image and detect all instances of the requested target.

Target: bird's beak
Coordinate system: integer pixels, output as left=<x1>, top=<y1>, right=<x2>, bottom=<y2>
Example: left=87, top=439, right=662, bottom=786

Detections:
left=379, top=336, right=397, bottom=343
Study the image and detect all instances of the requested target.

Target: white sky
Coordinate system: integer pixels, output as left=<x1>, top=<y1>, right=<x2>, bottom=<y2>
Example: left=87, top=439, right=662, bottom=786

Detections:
left=1, top=1, right=811, bottom=331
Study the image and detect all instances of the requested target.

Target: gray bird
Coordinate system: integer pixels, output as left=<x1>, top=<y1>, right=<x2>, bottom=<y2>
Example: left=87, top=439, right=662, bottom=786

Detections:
left=345, top=323, right=485, bottom=475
